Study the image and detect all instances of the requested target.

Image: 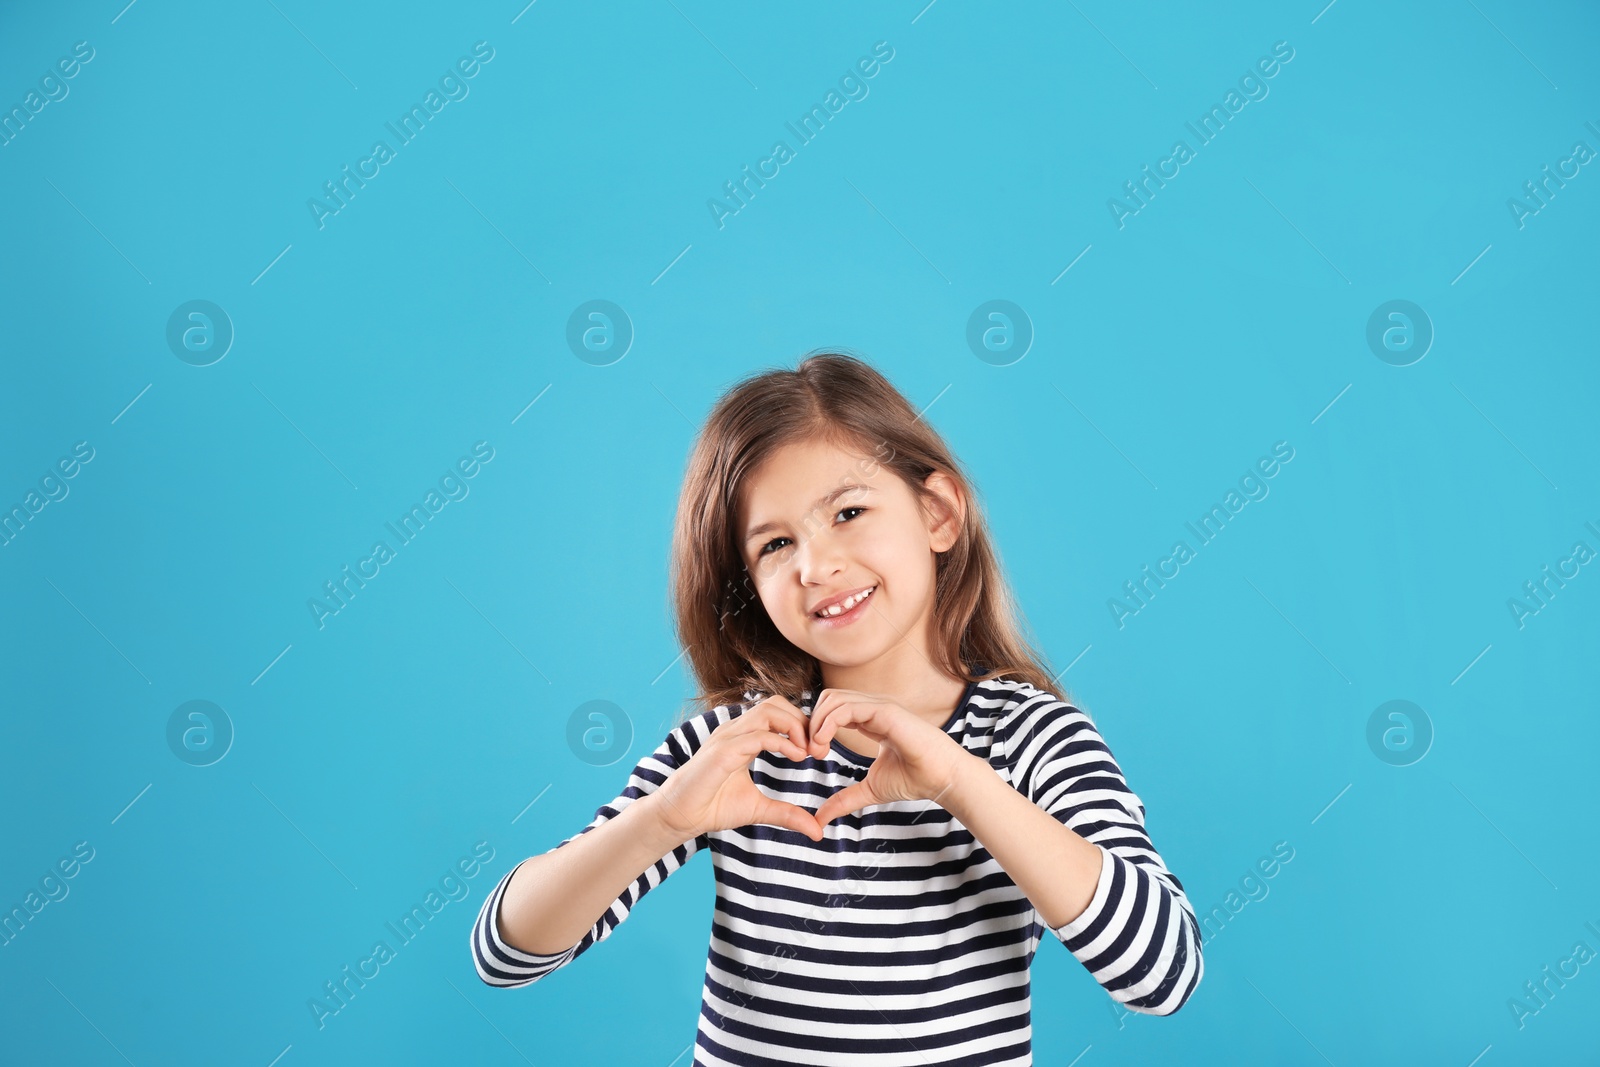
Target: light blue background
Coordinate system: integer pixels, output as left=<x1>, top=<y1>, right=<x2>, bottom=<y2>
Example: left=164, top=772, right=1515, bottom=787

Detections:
left=2, top=2, right=1596, bottom=1064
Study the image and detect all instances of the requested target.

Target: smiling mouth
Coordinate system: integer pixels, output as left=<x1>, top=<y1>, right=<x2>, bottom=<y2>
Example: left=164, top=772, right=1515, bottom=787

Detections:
left=812, top=585, right=876, bottom=623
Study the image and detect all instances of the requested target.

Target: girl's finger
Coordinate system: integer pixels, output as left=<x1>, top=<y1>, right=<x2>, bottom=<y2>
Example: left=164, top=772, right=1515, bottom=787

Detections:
left=764, top=713, right=811, bottom=757
left=806, top=700, right=833, bottom=757
left=810, top=699, right=855, bottom=755
left=742, top=729, right=808, bottom=762
left=755, top=698, right=811, bottom=749
left=778, top=704, right=814, bottom=748
left=756, top=797, right=824, bottom=842
left=814, top=780, right=875, bottom=831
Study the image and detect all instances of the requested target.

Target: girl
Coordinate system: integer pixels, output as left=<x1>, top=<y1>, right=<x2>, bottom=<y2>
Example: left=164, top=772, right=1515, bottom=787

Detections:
left=471, top=352, right=1203, bottom=1065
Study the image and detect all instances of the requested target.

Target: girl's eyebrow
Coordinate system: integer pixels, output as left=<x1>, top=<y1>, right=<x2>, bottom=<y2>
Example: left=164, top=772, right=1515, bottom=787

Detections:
left=743, top=483, right=874, bottom=545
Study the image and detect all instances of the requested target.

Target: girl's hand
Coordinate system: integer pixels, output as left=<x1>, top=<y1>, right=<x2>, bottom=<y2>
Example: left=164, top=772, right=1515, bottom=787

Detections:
left=652, top=697, right=825, bottom=843
left=807, top=688, right=969, bottom=831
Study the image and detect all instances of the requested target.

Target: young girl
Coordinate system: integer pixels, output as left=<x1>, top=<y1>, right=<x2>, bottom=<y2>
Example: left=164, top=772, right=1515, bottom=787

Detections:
left=471, top=352, right=1203, bottom=1064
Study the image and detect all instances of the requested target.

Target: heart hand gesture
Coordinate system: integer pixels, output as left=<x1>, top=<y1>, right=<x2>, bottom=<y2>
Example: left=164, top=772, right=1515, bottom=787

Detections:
left=806, top=688, right=969, bottom=832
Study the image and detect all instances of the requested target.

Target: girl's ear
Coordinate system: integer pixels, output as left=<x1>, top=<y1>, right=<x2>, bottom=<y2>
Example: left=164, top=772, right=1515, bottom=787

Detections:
left=922, top=471, right=965, bottom=551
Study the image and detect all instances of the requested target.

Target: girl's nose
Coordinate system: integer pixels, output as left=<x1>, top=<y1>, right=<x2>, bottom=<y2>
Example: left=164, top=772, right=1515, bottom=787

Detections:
left=795, top=530, right=847, bottom=576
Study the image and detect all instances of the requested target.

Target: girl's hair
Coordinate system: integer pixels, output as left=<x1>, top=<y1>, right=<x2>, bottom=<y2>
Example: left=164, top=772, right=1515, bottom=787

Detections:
left=669, top=350, right=1065, bottom=719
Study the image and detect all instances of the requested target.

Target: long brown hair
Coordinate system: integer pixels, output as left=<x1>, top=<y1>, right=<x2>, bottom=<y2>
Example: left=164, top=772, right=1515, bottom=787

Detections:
left=669, top=350, right=1065, bottom=720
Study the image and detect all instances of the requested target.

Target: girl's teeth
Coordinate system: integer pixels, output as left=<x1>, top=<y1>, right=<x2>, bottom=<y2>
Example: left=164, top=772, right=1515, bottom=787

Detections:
left=817, top=587, right=873, bottom=617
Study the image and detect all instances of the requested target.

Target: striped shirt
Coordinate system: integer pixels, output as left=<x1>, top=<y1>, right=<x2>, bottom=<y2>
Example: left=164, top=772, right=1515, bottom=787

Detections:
left=471, top=674, right=1203, bottom=1065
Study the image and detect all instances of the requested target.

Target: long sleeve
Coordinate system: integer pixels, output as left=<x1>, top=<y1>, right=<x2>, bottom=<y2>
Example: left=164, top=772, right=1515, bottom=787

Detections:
left=470, top=708, right=724, bottom=988
left=1011, top=700, right=1204, bottom=1015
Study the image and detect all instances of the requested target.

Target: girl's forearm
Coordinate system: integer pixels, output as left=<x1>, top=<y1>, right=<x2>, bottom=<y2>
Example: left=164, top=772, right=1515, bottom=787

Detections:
left=940, top=752, right=1104, bottom=928
left=496, top=793, right=697, bottom=955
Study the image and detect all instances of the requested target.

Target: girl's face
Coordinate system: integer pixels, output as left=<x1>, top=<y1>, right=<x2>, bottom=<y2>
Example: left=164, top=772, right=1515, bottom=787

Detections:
left=736, top=436, right=963, bottom=672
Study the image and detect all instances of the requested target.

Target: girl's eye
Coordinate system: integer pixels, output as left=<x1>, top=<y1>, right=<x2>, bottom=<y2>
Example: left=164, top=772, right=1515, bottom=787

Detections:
left=757, top=506, right=867, bottom=557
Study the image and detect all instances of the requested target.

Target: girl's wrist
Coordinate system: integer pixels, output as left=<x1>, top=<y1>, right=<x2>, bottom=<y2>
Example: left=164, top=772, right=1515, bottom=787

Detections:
left=638, top=792, right=702, bottom=851
left=933, top=749, right=991, bottom=821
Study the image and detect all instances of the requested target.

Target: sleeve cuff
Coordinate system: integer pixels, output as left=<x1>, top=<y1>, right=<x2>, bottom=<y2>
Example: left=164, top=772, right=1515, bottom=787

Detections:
left=1051, top=842, right=1115, bottom=943
left=480, top=861, right=582, bottom=968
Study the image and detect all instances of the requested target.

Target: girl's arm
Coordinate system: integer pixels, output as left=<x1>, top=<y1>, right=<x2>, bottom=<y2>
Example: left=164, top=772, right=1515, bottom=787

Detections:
left=494, top=792, right=696, bottom=954
left=943, top=700, right=1204, bottom=1015
left=470, top=713, right=718, bottom=988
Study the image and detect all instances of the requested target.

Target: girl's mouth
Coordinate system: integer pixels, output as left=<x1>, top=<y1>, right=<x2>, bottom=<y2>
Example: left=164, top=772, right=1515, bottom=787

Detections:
left=811, top=585, right=875, bottom=627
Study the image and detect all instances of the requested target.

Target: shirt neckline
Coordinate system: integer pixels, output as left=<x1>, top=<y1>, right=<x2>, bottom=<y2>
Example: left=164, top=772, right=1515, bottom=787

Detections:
left=798, top=673, right=988, bottom=768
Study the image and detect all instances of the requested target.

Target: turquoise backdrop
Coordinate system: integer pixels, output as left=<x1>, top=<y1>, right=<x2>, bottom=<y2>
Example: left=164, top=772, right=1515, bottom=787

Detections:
left=1, top=2, right=1596, bottom=1064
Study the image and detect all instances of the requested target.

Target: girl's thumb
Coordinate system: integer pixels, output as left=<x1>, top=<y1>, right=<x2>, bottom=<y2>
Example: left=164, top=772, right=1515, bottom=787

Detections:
left=775, top=804, right=824, bottom=842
